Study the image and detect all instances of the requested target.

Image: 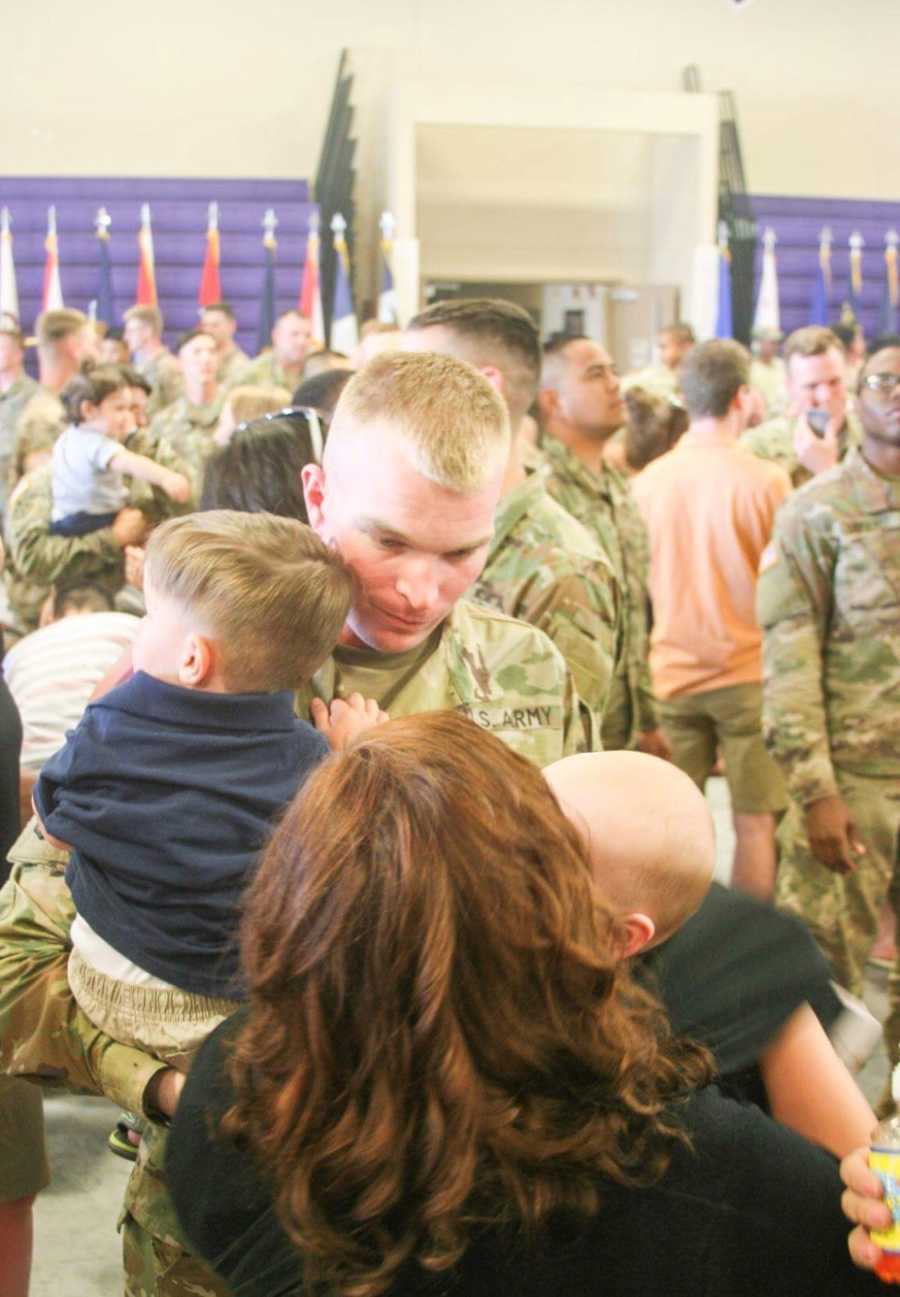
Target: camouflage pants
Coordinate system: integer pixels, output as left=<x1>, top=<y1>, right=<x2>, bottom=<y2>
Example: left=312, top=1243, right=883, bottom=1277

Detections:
left=122, top=1212, right=231, bottom=1297
left=775, top=768, right=900, bottom=1062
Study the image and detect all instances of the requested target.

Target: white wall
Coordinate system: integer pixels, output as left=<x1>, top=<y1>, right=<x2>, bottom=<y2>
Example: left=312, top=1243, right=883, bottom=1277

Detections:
left=5, top=0, right=900, bottom=199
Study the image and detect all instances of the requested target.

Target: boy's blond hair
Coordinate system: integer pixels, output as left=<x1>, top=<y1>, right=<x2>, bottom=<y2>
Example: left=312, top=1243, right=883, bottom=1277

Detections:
left=144, top=511, right=353, bottom=693
left=328, top=350, right=510, bottom=492
left=225, top=385, right=292, bottom=426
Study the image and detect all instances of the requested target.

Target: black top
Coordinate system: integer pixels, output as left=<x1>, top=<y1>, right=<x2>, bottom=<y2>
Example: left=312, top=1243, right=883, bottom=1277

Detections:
left=168, top=1014, right=881, bottom=1297
left=34, top=671, right=328, bottom=996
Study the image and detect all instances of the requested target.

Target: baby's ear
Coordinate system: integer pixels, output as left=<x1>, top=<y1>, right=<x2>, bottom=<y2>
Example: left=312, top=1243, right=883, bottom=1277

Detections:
left=178, top=631, right=215, bottom=688
left=620, top=912, right=657, bottom=959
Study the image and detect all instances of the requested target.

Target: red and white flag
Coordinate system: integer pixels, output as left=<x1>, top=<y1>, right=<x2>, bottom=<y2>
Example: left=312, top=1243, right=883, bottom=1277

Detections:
left=198, top=201, right=222, bottom=306
left=299, top=211, right=325, bottom=345
left=137, top=203, right=158, bottom=306
left=42, top=206, right=64, bottom=311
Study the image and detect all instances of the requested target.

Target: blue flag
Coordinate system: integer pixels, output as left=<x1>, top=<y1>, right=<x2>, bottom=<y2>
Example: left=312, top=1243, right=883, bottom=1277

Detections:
left=95, top=224, right=114, bottom=325
left=256, top=238, right=277, bottom=355
left=714, top=244, right=733, bottom=339
left=879, top=239, right=899, bottom=336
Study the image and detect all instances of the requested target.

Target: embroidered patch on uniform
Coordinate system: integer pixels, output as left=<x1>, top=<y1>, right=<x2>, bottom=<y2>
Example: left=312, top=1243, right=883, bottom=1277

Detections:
left=758, top=542, right=779, bottom=574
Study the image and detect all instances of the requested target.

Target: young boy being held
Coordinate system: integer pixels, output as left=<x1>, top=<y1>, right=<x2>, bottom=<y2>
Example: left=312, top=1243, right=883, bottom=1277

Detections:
left=33, top=510, right=379, bottom=1070
left=51, top=366, right=190, bottom=537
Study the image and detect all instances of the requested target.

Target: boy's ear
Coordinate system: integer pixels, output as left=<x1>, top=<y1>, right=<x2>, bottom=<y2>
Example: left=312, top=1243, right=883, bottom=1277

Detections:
left=178, top=632, right=215, bottom=688
left=620, top=912, right=657, bottom=959
left=302, top=463, right=326, bottom=537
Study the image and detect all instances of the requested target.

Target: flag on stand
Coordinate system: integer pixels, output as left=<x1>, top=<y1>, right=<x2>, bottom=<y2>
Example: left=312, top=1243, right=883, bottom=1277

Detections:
left=714, top=222, right=733, bottom=339
left=378, top=211, right=398, bottom=324
left=42, top=207, right=64, bottom=311
left=880, top=230, right=899, bottom=336
left=330, top=213, right=358, bottom=354
left=809, top=227, right=832, bottom=325
left=847, top=232, right=864, bottom=322
left=198, top=202, right=222, bottom=306
left=137, top=204, right=157, bottom=307
left=256, top=208, right=278, bottom=354
left=0, top=208, right=19, bottom=322
left=299, top=211, right=325, bottom=345
left=95, top=207, right=115, bottom=325
left=753, top=227, right=780, bottom=335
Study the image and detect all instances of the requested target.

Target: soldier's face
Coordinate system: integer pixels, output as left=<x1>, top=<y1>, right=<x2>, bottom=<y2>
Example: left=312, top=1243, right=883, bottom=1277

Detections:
left=552, top=339, right=625, bottom=437
left=788, top=348, right=846, bottom=419
left=303, top=425, right=501, bottom=653
left=179, top=336, right=217, bottom=386
left=273, top=315, right=313, bottom=366
left=859, top=348, right=900, bottom=447
left=0, top=334, right=22, bottom=370
left=201, top=310, right=235, bottom=348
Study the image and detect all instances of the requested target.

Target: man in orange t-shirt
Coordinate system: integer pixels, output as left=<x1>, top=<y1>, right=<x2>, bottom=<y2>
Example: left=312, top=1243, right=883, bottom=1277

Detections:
left=633, top=339, right=790, bottom=901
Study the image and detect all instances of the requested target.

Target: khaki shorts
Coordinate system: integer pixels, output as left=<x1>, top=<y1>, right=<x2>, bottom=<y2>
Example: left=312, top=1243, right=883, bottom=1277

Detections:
left=68, top=949, right=240, bottom=1074
left=0, top=1074, right=49, bottom=1202
left=657, top=681, right=787, bottom=815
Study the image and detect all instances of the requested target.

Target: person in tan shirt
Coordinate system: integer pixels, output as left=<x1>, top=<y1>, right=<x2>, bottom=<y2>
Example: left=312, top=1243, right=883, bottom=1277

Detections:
left=633, top=339, right=791, bottom=901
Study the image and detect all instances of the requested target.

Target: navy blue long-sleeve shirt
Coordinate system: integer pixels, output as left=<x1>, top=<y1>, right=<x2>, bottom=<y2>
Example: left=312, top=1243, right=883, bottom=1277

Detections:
left=34, top=671, right=328, bottom=996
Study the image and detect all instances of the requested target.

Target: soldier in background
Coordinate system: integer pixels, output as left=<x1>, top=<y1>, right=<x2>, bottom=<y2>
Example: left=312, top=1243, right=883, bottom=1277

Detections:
left=0, top=317, right=39, bottom=514
left=759, top=344, right=900, bottom=1100
left=123, top=306, right=183, bottom=418
left=538, top=334, right=670, bottom=758
left=749, top=325, right=788, bottom=416
left=147, top=329, right=223, bottom=494
left=404, top=298, right=621, bottom=742
left=240, top=309, right=313, bottom=392
left=621, top=322, right=695, bottom=400
left=199, top=301, right=249, bottom=387
left=742, top=325, right=861, bottom=487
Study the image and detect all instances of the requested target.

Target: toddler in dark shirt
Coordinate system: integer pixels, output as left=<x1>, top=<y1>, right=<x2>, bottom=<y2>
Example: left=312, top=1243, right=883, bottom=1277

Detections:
left=32, top=509, right=384, bottom=1070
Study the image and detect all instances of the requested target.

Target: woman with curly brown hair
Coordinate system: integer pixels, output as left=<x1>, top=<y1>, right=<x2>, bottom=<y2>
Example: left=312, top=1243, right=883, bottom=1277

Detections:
left=167, top=712, right=881, bottom=1297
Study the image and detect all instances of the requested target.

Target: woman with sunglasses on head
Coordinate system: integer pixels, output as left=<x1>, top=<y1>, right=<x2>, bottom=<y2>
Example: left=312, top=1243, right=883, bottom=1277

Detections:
left=167, top=711, right=882, bottom=1297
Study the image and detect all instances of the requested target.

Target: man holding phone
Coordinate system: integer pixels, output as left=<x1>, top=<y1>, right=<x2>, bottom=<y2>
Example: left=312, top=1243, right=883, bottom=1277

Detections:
left=742, top=326, right=862, bottom=486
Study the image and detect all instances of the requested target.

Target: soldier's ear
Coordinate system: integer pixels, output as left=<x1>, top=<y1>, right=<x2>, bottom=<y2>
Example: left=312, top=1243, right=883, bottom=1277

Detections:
left=302, top=463, right=327, bottom=537
left=537, top=387, right=559, bottom=423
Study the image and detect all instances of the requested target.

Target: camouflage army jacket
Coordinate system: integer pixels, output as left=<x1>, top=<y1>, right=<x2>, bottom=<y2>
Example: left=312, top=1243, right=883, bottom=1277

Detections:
left=297, top=597, right=589, bottom=768
left=535, top=435, right=658, bottom=746
left=741, top=410, right=862, bottom=488
left=0, top=373, right=41, bottom=507
left=147, top=393, right=224, bottom=494
left=238, top=351, right=300, bottom=394
left=757, top=447, right=900, bottom=803
left=473, top=470, right=620, bottom=744
left=139, top=349, right=183, bottom=419
left=217, top=346, right=251, bottom=388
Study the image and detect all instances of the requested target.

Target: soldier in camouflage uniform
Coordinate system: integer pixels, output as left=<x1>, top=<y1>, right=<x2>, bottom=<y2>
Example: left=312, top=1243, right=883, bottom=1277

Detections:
left=124, top=306, right=184, bottom=418
left=759, top=344, right=900, bottom=1083
left=620, top=322, right=695, bottom=402
left=0, top=318, right=40, bottom=514
left=239, top=309, right=313, bottom=394
left=147, top=330, right=223, bottom=495
left=200, top=302, right=250, bottom=388
left=404, top=298, right=623, bottom=741
left=742, top=325, right=861, bottom=487
left=0, top=350, right=590, bottom=1296
left=537, top=334, right=667, bottom=756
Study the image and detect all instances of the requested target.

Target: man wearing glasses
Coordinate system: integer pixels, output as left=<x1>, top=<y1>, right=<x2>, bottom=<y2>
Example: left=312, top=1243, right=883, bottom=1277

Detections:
left=758, top=345, right=900, bottom=1105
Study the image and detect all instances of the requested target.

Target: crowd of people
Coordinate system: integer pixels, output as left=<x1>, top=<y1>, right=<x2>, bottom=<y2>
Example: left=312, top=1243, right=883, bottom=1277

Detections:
left=0, top=291, right=897, bottom=1296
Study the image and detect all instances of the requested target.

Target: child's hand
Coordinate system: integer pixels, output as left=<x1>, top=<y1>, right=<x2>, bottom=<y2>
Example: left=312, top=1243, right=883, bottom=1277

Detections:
left=163, top=471, right=192, bottom=504
left=310, top=693, right=389, bottom=751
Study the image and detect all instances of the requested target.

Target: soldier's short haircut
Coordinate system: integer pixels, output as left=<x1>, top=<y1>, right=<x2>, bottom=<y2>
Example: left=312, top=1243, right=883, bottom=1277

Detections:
left=145, top=510, right=353, bottom=693
left=659, top=322, right=696, bottom=346
left=784, top=326, right=842, bottom=368
left=407, top=298, right=541, bottom=421
left=329, top=350, right=510, bottom=493
left=679, top=339, right=750, bottom=419
left=201, top=301, right=235, bottom=320
left=36, top=308, right=88, bottom=348
left=176, top=327, right=215, bottom=354
left=123, top=305, right=164, bottom=337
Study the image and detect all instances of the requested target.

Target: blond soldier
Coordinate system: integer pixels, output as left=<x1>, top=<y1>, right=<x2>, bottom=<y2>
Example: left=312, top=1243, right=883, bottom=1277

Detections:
left=0, top=351, right=589, bottom=1296
left=760, top=346, right=900, bottom=1092
left=240, top=309, right=313, bottom=392
left=200, top=301, right=250, bottom=387
left=404, top=298, right=621, bottom=740
left=124, top=306, right=183, bottom=417
left=538, top=334, right=669, bottom=757
left=147, top=329, right=223, bottom=494
left=742, top=326, right=862, bottom=487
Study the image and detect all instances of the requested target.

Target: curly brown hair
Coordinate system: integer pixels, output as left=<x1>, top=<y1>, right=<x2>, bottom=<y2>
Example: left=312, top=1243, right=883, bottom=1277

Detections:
left=224, top=711, right=713, bottom=1297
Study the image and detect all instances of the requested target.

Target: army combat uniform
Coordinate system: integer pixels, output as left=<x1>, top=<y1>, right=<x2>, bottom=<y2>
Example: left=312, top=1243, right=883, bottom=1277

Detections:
left=216, top=346, right=250, bottom=388
left=741, top=409, right=862, bottom=488
left=147, top=393, right=224, bottom=497
left=237, top=350, right=301, bottom=394
left=0, top=595, right=589, bottom=1295
left=758, top=448, right=900, bottom=1061
left=472, top=469, right=620, bottom=745
left=138, top=350, right=183, bottom=420
left=0, top=373, right=41, bottom=512
left=536, top=435, right=658, bottom=750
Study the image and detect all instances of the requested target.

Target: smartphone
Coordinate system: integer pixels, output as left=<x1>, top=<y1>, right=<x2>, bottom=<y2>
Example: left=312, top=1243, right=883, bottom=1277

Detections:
left=806, top=409, right=830, bottom=438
